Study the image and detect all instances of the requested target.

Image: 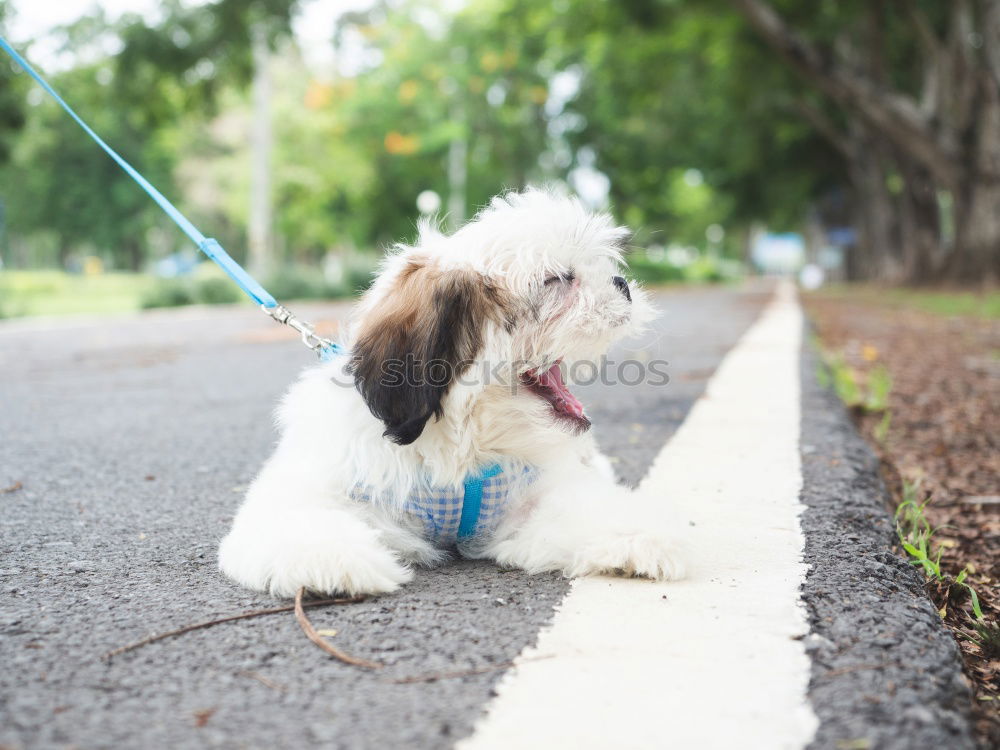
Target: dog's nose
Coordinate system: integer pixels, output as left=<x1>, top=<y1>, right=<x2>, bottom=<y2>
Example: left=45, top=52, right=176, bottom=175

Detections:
left=612, top=275, right=631, bottom=302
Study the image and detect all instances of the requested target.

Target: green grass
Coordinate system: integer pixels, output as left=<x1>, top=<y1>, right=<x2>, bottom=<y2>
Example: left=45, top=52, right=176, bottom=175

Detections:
left=0, top=270, right=159, bottom=318
left=817, top=350, right=863, bottom=406
left=969, top=620, right=1000, bottom=659
left=625, top=254, right=743, bottom=286
left=814, top=285, right=1000, bottom=319
left=815, top=349, right=891, bottom=415
left=895, top=481, right=984, bottom=621
left=1, top=262, right=377, bottom=319
left=865, top=365, right=892, bottom=411
left=872, top=411, right=892, bottom=445
left=894, top=485, right=948, bottom=582
left=894, top=288, right=1000, bottom=318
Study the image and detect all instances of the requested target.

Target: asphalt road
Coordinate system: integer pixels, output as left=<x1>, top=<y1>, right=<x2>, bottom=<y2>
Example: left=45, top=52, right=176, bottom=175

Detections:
left=0, top=285, right=771, bottom=749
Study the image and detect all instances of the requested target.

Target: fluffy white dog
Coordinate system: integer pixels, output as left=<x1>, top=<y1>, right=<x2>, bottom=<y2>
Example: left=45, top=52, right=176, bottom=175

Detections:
left=219, top=189, right=684, bottom=597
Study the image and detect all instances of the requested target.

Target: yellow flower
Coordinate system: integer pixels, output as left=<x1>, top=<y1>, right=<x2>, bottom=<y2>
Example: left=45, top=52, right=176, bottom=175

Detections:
left=528, top=85, right=548, bottom=105
left=304, top=81, right=332, bottom=110
left=398, top=79, right=419, bottom=103
left=480, top=51, right=501, bottom=73
left=862, top=344, right=879, bottom=362
left=384, top=131, right=420, bottom=155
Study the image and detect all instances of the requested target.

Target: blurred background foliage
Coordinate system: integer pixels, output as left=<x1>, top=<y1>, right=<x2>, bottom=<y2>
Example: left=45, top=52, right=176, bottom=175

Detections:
left=0, top=0, right=996, bottom=316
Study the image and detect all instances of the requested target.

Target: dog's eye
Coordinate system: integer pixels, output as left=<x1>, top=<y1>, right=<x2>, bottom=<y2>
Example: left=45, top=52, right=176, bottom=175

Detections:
left=544, top=271, right=575, bottom=286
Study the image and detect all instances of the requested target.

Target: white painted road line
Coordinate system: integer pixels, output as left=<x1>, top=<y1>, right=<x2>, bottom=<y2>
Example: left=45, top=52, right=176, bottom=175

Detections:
left=458, top=283, right=817, bottom=750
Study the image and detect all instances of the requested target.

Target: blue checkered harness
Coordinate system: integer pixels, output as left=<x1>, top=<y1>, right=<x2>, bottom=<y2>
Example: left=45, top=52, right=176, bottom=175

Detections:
left=351, top=464, right=538, bottom=547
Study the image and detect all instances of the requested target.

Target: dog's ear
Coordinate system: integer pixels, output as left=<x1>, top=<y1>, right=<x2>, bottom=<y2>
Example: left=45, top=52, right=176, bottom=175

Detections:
left=348, top=260, right=507, bottom=445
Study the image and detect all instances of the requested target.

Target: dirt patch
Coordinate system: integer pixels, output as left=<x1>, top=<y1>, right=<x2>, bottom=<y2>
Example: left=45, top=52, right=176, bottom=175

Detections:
left=806, top=291, right=999, bottom=746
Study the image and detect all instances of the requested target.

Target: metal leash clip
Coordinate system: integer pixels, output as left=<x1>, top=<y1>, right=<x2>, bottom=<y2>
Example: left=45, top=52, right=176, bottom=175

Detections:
left=262, top=304, right=340, bottom=356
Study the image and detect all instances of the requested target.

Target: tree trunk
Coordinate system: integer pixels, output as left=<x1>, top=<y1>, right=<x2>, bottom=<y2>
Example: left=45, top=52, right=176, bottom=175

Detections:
left=848, top=162, right=895, bottom=281
left=950, top=180, right=1000, bottom=284
left=730, top=0, right=960, bottom=186
left=248, top=26, right=273, bottom=279
left=895, top=158, right=941, bottom=284
left=947, top=75, right=1000, bottom=285
left=125, top=238, right=143, bottom=272
left=58, top=238, right=72, bottom=270
left=844, top=121, right=905, bottom=282
left=732, top=0, right=1000, bottom=287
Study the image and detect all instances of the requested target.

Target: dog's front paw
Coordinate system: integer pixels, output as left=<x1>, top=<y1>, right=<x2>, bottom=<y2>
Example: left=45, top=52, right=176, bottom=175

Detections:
left=265, top=533, right=413, bottom=598
left=569, top=531, right=686, bottom=581
left=219, top=508, right=413, bottom=598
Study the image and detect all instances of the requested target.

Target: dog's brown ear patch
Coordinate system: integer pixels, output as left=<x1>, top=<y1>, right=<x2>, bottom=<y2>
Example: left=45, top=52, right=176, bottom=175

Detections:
left=348, top=260, right=507, bottom=445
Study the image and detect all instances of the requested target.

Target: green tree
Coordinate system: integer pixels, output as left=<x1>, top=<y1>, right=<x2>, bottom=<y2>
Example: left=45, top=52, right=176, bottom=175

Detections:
left=0, top=0, right=304, bottom=270
left=0, top=1, right=25, bottom=161
left=731, top=0, right=1000, bottom=283
left=0, top=59, right=176, bottom=269
left=479, top=0, right=841, bottom=255
left=329, top=0, right=557, bottom=245
left=113, top=0, right=302, bottom=127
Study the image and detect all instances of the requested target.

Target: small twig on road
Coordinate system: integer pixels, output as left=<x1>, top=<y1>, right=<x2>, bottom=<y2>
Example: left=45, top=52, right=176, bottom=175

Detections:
left=193, top=707, right=217, bottom=727
left=1, top=480, right=23, bottom=494
left=239, top=670, right=286, bottom=692
left=103, top=595, right=363, bottom=660
left=294, top=587, right=381, bottom=669
left=390, top=654, right=555, bottom=684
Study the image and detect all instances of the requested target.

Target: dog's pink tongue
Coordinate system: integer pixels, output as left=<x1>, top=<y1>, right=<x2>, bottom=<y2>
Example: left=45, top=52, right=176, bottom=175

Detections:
left=538, top=363, right=585, bottom=419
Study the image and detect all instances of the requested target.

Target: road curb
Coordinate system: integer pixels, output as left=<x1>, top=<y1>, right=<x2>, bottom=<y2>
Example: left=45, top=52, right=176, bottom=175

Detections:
left=799, top=343, right=978, bottom=749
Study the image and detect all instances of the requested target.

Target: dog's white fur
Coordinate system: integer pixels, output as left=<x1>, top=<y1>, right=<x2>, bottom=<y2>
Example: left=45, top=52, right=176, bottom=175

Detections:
left=219, top=189, right=685, bottom=597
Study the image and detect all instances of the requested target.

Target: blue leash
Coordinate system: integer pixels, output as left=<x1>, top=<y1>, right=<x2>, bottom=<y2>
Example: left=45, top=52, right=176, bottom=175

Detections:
left=0, top=36, right=340, bottom=359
